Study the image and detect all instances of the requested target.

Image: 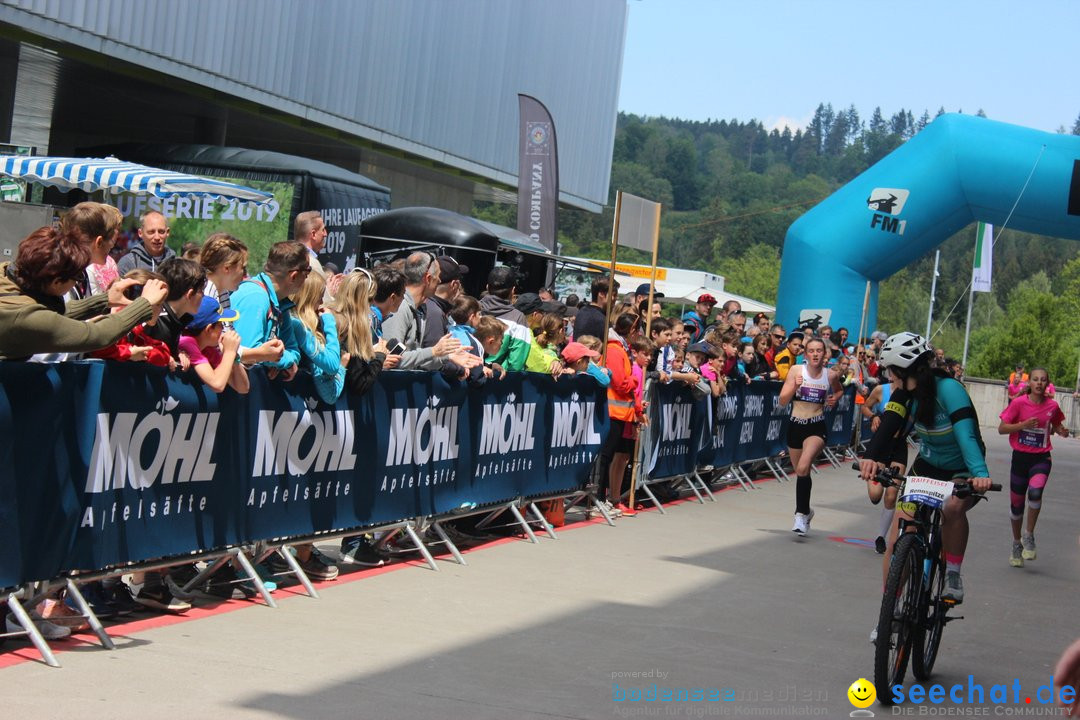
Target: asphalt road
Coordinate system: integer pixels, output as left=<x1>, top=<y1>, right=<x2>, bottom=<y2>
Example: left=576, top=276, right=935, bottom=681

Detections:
left=3, top=431, right=1078, bottom=719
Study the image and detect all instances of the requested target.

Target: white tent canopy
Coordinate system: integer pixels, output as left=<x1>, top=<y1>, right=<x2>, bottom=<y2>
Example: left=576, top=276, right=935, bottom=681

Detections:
left=565, top=257, right=775, bottom=314
left=0, top=155, right=274, bottom=204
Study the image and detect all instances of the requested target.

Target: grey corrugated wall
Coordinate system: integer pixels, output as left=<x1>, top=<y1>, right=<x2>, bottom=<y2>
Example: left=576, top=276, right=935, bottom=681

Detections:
left=0, top=0, right=627, bottom=211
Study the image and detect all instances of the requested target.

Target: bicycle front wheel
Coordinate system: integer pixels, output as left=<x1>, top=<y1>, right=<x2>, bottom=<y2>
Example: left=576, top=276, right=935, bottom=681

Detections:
left=912, top=547, right=947, bottom=680
left=874, top=533, right=923, bottom=701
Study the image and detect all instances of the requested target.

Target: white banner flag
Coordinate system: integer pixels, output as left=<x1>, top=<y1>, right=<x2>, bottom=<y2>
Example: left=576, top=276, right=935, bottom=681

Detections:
left=972, top=222, right=992, bottom=293
left=615, top=191, right=661, bottom=252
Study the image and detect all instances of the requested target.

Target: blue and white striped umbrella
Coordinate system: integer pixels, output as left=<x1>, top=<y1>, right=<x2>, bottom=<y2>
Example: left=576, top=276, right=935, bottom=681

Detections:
left=0, top=155, right=273, bottom=205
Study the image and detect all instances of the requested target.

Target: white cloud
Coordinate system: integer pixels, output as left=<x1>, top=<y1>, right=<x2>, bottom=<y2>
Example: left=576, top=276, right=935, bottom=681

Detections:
left=767, top=114, right=812, bottom=133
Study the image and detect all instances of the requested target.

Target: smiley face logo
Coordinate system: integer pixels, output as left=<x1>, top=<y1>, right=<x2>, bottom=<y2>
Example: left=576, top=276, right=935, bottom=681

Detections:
left=847, top=678, right=876, bottom=708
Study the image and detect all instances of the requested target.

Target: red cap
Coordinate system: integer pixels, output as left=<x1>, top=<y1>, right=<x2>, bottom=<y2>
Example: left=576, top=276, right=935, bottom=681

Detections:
left=561, top=341, right=601, bottom=363
left=697, top=293, right=717, bottom=306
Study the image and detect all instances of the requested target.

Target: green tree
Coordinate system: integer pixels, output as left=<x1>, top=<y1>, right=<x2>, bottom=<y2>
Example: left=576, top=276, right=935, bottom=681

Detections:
left=716, top=243, right=780, bottom=303
left=966, top=273, right=1078, bottom=383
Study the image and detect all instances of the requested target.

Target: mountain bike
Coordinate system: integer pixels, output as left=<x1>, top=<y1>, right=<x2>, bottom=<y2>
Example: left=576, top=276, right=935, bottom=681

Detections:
left=866, top=467, right=1000, bottom=701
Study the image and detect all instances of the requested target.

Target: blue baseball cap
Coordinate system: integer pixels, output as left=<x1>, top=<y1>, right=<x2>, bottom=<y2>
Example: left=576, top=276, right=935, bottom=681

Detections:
left=186, top=296, right=240, bottom=331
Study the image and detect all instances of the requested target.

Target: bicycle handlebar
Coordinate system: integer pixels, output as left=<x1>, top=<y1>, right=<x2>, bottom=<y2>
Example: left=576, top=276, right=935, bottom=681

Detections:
left=850, top=462, right=1002, bottom=496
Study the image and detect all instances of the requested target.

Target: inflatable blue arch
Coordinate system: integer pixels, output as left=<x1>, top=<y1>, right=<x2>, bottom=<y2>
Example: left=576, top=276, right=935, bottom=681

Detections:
left=776, top=114, right=1080, bottom=336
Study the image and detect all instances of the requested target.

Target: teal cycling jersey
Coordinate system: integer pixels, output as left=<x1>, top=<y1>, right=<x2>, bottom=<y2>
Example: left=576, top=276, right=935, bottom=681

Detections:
left=877, top=376, right=989, bottom=477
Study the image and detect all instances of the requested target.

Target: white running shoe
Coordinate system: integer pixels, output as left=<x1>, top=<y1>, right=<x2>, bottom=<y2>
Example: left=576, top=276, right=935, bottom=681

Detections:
left=791, top=509, right=814, bottom=536
left=1021, top=533, right=1036, bottom=561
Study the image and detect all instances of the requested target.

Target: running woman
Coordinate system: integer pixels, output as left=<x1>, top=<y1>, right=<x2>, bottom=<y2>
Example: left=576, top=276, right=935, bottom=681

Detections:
left=779, top=336, right=844, bottom=535
left=997, top=367, right=1068, bottom=567
left=860, top=332, right=992, bottom=604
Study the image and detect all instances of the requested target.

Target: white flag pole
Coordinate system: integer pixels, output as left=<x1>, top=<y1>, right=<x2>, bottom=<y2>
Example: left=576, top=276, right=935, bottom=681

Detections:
left=925, top=250, right=940, bottom=338
left=961, top=285, right=975, bottom=370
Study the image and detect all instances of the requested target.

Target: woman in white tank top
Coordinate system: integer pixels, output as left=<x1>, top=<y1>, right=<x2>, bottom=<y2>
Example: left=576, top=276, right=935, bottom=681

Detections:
left=779, top=337, right=843, bottom=535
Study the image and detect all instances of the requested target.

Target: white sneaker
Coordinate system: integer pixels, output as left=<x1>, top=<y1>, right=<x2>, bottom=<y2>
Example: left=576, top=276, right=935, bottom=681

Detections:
left=869, top=626, right=878, bottom=644
left=1021, top=533, right=1036, bottom=561
left=603, top=500, right=622, bottom=518
left=791, top=509, right=814, bottom=536
left=6, top=613, right=71, bottom=640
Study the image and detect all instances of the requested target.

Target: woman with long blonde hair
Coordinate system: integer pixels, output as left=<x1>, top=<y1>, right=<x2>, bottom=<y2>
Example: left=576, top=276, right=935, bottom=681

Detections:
left=287, top=270, right=346, bottom=404
left=331, top=268, right=390, bottom=396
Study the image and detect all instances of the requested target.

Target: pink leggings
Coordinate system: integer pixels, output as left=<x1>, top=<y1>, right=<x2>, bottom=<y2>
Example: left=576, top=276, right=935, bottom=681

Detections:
left=1009, top=451, right=1051, bottom=521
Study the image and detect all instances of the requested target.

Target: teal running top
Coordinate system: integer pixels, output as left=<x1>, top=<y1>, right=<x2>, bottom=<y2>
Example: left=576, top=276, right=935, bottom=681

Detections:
left=880, top=376, right=988, bottom=477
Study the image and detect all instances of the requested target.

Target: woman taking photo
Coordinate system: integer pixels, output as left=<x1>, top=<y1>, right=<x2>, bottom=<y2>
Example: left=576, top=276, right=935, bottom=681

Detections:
left=779, top=336, right=843, bottom=535
left=0, top=226, right=166, bottom=360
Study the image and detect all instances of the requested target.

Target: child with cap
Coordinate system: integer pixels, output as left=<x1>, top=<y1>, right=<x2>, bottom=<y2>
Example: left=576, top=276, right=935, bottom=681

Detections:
left=179, top=296, right=249, bottom=394
left=684, top=342, right=722, bottom=399
left=561, top=339, right=610, bottom=387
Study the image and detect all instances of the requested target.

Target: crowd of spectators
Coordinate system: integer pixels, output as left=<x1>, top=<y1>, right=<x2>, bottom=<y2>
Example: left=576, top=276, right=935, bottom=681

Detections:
left=1, top=201, right=970, bottom=638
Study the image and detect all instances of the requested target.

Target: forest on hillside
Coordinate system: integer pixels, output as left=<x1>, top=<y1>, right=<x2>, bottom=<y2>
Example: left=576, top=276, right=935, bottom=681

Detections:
left=476, top=104, right=1080, bottom=384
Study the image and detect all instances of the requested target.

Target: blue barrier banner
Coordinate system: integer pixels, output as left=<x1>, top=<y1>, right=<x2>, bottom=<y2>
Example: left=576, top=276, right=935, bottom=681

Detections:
left=0, top=362, right=607, bottom=587
left=706, top=381, right=789, bottom=467
left=823, top=386, right=857, bottom=446
left=645, top=382, right=711, bottom=479
left=644, top=380, right=859, bottom=482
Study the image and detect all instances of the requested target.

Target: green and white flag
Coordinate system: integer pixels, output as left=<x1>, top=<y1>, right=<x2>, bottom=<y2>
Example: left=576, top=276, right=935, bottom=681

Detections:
left=972, top=222, right=993, bottom=293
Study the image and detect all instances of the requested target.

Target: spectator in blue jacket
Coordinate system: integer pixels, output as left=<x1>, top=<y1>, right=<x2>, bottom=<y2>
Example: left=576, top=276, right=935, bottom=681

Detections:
left=229, top=242, right=308, bottom=379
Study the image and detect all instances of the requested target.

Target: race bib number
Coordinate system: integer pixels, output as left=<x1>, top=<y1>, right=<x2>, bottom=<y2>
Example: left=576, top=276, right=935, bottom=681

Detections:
left=900, top=475, right=954, bottom=510
left=796, top=385, right=826, bottom=403
left=1017, top=427, right=1047, bottom=449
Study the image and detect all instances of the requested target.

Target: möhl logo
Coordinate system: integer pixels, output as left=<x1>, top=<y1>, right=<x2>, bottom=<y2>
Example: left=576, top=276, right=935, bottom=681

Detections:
left=479, top=392, right=537, bottom=455
left=386, top=395, right=461, bottom=466
left=86, top=396, right=218, bottom=492
left=552, top=392, right=603, bottom=448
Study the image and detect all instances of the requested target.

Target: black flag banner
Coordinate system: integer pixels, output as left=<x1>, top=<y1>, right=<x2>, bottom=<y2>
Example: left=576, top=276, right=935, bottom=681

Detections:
left=517, top=94, right=560, bottom=253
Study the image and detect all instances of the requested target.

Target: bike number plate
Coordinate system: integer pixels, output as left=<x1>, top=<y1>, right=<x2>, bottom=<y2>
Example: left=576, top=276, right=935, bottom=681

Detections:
left=899, top=476, right=954, bottom=510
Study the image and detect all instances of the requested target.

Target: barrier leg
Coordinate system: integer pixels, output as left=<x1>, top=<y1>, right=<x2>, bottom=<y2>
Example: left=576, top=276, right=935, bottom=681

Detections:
left=429, top=521, right=468, bottom=565
left=182, top=554, right=231, bottom=595
left=403, top=524, right=440, bottom=571
left=590, top=495, right=617, bottom=526
left=764, top=457, right=786, bottom=483
left=233, top=550, right=279, bottom=607
left=508, top=504, right=539, bottom=544
left=637, top=482, right=666, bottom=515
left=683, top=475, right=705, bottom=504
left=693, top=472, right=717, bottom=501
left=740, top=464, right=762, bottom=490
left=475, top=506, right=508, bottom=531
left=5, top=592, right=60, bottom=668
left=731, top=466, right=754, bottom=492
left=266, top=546, right=318, bottom=600
left=527, top=503, right=557, bottom=540
left=821, top=448, right=840, bottom=469
left=65, top=578, right=113, bottom=650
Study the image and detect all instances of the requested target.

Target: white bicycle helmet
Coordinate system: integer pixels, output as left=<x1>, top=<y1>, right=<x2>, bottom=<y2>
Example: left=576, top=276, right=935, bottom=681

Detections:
left=879, top=332, right=933, bottom=369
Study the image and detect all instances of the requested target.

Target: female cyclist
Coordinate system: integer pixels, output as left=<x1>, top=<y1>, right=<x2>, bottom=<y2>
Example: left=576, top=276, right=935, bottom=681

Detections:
left=998, top=367, right=1067, bottom=567
left=779, top=336, right=844, bottom=535
left=860, top=332, right=993, bottom=604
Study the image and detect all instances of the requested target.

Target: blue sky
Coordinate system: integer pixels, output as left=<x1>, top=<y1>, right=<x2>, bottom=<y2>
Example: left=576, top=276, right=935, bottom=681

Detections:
left=618, top=0, right=1079, bottom=134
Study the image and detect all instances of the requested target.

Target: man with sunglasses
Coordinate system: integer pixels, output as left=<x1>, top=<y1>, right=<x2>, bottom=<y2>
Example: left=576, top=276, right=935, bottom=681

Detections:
left=764, top=323, right=786, bottom=371
left=230, top=241, right=308, bottom=380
